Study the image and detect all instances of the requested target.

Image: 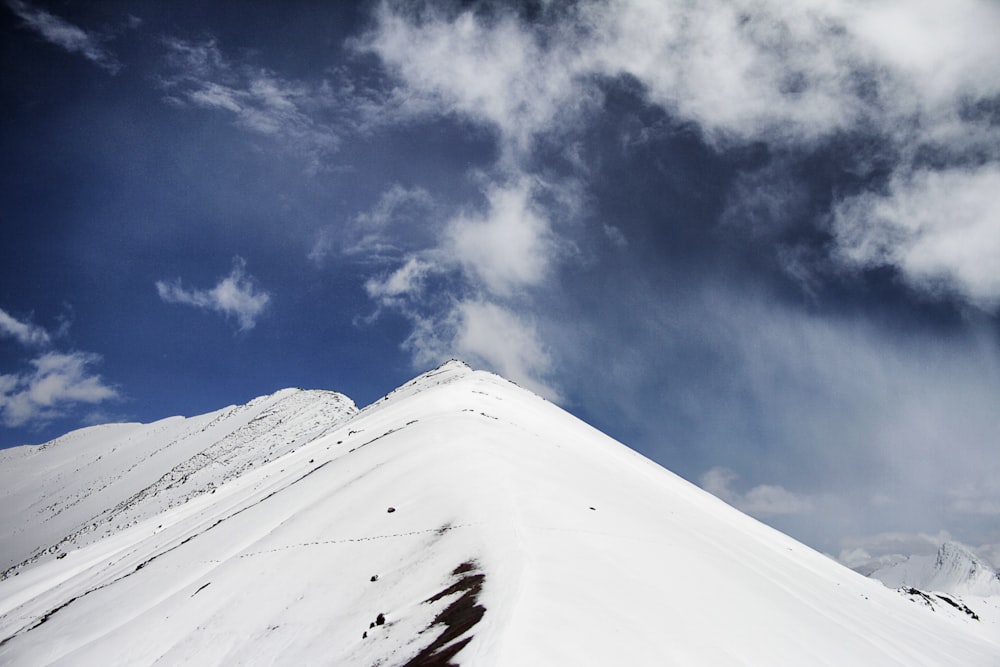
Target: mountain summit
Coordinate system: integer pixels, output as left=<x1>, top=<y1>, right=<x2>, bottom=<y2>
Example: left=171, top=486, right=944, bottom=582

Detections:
left=1, top=363, right=997, bottom=665
left=869, top=541, right=1000, bottom=598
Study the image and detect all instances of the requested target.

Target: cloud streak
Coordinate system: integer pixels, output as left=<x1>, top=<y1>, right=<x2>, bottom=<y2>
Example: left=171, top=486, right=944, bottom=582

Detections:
left=311, top=185, right=438, bottom=265
left=6, top=0, right=121, bottom=73
left=553, top=274, right=1000, bottom=555
left=159, top=37, right=344, bottom=174
left=156, top=257, right=272, bottom=332
left=0, top=308, right=51, bottom=347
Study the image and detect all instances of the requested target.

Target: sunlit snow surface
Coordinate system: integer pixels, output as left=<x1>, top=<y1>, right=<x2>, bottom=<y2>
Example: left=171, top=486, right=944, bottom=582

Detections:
left=1, top=362, right=997, bottom=665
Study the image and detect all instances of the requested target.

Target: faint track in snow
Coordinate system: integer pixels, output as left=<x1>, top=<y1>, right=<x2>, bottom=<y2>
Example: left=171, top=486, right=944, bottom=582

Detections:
left=232, top=523, right=477, bottom=560
left=0, top=458, right=339, bottom=647
left=1, top=390, right=356, bottom=581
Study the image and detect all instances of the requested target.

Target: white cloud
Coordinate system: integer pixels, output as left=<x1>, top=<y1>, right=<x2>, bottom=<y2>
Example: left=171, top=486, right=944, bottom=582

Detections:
left=160, top=37, right=342, bottom=173
left=447, top=181, right=558, bottom=296
left=700, top=466, right=813, bottom=517
left=363, top=0, right=873, bottom=151
left=0, top=308, right=51, bottom=347
left=837, top=531, right=952, bottom=568
left=356, top=180, right=563, bottom=299
left=405, top=299, right=557, bottom=401
left=365, top=0, right=1000, bottom=310
left=974, top=544, right=1000, bottom=571
left=843, top=0, right=1000, bottom=110
left=349, top=179, right=565, bottom=400
left=585, top=0, right=866, bottom=147
left=156, top=257, right=271, bottom=332
left=833, top=165, right=1000, bottom=310
left=362, top=4, right=596, bottom=160
left=365, top=256, right=436, bottom=305
left=0, top=352, right=118, bottom=428
left=6, top=0, right=121, bottom=73
left=577, top=0, right=1000, bottom=150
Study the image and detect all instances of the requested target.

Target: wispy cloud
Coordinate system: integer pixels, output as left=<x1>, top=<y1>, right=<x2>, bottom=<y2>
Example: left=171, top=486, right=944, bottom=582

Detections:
left=159, top=37, right=345, bottom=174
left=156, top=257, right=272, bottom=332
left=310, top=185, right=438, bottom=265
left=358, top=179, right=565, bottom=300
left=551, top=274, right=1000, bottom=555
left=404, top=299, right=558, bottom=401
left=0, top=352, right=118, bottom=428
left=701, top=466, right=813, bottom=517
left=0, top=308, right=51, bottom=347
left=355, top=178, right=568, bottom=397
left=6, top=0, right=121, bottom=74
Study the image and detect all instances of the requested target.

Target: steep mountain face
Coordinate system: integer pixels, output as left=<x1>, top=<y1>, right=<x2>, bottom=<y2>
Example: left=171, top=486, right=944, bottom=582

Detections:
left=0, top=361, right=998, bottom=665
left=869, top=542, right=1000, bottom=597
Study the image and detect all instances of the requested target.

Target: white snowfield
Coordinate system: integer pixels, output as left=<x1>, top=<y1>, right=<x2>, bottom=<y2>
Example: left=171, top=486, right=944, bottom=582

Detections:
left=0, top=361, right=997, bottom=665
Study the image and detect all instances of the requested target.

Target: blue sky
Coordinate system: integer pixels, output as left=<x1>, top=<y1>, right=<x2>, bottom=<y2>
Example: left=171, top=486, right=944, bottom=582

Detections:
left=2, top=0, right=999, bottom=567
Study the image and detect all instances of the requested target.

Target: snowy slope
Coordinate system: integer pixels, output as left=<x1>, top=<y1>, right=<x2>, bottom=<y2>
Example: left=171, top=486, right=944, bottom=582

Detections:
left=0, top=388, right=357, bottom=577
left=1, top=362, right=998, bottom=665
left=870, top=542, right=1000, bottom=597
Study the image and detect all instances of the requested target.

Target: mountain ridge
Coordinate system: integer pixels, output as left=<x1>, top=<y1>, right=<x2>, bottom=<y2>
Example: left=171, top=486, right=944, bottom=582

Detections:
left=1, top=362, right=998, bottom=665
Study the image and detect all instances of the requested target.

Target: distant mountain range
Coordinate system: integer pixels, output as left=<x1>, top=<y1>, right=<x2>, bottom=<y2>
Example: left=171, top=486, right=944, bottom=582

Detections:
left=867, top=541, right=1000, bottom=598
left=1, top=361, right=997, bottom=665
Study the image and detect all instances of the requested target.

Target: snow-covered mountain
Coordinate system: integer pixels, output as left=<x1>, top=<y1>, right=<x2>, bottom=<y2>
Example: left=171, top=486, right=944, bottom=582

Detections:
left=1, top=361, right=998, bottom=665
left=0, top=387, right=357, bottom=577
left=869, top=542, right=1000, bottom=598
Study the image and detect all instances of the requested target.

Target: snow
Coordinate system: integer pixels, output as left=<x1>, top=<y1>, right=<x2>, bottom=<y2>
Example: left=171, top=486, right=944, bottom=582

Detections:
left=0, top=388, right=356, bottom=576
left=1, top=362, right=998, bottom=665
left=869, top=541, right=1000, bottom=597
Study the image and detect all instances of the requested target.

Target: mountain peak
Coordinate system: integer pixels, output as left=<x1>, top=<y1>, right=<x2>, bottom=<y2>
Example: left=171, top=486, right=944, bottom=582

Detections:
left=937, top=541, right=980, bottom=568
left=358, top=359, right=476, bottom=414
left=868, top=541, right=1000, bottom=597
left=1, top=366, right=998, bottom=664
left=434, top=358, right=473, bottom=373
